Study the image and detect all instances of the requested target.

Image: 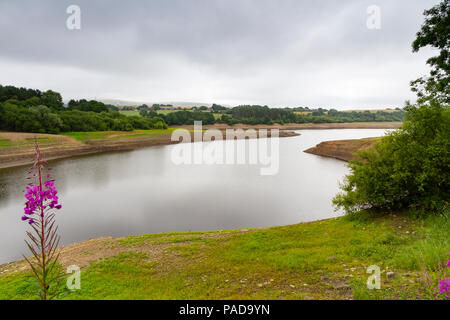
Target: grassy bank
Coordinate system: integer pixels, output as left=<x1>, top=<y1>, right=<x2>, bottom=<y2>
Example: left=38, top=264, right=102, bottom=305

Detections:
left=60, top=129, right=178, bottom=142
left=0, top=211, right=448, bottom=300
left=0, top=129, right=184, bottom=169
left=0, top=128, right=298, bottom=169
left=0, top=130, right=178, bottom=151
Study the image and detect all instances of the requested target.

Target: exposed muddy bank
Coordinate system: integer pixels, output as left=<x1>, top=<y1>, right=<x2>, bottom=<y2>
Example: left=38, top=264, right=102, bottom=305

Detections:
left=304, top=138, right=378, bottom=161
left=0, top=130, right=298, bottom=169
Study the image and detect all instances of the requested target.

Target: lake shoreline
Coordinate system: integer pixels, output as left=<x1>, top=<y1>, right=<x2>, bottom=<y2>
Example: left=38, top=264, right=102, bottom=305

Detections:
left=0, top=122, right=401, bottom=169
left=0, top=128, right=391, bottom=267
left=0, top=129, right=299, bottom=169
left=1, top=212, right=445, bottom=300
left=304, top=137, right=379, bottom=162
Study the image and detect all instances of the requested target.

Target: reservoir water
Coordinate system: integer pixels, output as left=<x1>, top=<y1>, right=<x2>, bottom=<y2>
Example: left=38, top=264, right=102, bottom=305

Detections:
left=0, top=129, right=390, bottom=264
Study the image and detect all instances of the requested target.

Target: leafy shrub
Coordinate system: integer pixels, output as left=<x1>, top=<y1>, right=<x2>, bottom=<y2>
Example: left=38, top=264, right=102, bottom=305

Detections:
left=333, top=100, right=449, bottom=214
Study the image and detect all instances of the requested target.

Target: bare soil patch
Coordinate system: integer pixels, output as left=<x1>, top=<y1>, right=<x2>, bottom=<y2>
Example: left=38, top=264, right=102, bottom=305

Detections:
left=304, top=138, right=378, bottom=161
left=0, top=130, right=298, bottom=169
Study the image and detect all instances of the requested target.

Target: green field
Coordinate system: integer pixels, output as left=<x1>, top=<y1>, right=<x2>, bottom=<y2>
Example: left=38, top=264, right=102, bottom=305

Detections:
left=0, top=211, right=447, bottom=300
left=0, top=138, right=12, bottom=147
left=0, top=135, right=61, bottom=149
left=118, top=110, right=141, bottom=117
left=119, top=109, right=186, bottom=117
left=61, top=129, right=178, bottom=142
left=157, top=110, right=178, bottom=115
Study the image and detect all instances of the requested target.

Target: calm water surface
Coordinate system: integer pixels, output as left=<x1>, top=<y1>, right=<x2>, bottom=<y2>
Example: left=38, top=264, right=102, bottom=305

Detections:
left=0, top=129, right=390, bottom=263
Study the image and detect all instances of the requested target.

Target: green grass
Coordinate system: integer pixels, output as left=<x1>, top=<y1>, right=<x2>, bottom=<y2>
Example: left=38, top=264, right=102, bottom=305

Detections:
left=61, top=129, right=178, bottom=142
left=0, top=212, right=448, bottom=300
left=0, top=139, right=12, bottom=147
left=157, top=110, right=179, bottom=115
left=119, top=110, right=141, bottom=117
left=0, top=136, right=60, bottom=149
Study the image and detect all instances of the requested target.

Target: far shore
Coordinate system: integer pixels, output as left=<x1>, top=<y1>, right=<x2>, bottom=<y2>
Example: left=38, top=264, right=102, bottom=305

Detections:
left=0, top=122, right=400, bottom=169
left=175, top=121, right=402, bottom=130
left=0, top=129, right=298, bottom=169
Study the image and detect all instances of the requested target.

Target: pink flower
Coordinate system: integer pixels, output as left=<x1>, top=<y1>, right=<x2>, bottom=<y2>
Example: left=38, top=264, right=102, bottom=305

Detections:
left=23, top=174, right=61, bottom=223
left=21, top=137, right=63, bottom=300
left=438, top=278, right=450, bottom=298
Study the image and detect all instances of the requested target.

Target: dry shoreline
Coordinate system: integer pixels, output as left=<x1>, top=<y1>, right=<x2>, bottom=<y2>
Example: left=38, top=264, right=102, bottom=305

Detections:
left=304, top=138, right=379, bottom=161
left=0, top=130, right=298, bottom=169
left=0, top=122, right=400, bottom=169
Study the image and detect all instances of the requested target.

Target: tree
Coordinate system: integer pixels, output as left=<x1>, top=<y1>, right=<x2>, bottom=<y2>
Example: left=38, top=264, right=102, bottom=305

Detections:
left=211, top=103, right=227, bottom=112
left=333, top=101, right=449, bottom=214
left=30, top=106, right=63, bottom=133
left=40, top=90, right=64, bottom=110
left=333, top=1, right=450, bottom=215
left=411, top=0, right=449, bottom=103
left=137, top=104, right=149, bottom=110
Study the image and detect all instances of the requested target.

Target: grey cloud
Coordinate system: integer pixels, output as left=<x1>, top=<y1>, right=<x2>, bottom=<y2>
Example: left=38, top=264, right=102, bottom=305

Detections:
left=0, top=0, right=441, bottom=108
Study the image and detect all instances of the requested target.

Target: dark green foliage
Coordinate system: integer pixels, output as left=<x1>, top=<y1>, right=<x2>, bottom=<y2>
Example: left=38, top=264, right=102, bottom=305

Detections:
left=0, top=84, right=64, bottom=110
left=231, top=105, right=404, bottom=124
left=0, top=103, right=63, bottom=134
left=40, top=90, right=64, bottom=110
left=137, top=104, right=149, bottom=110
left=334, top=0, right=450, bottom=215
left=0, top=85, right=168, bottom=133
left=158, top=110, right=216, bottom=125
left=231, top=105, right=297, bottom=124
left=67, top=99, right=109, bottom=113
left=333, top=101, right=450, bottom=214
left=220, top=114, right=239, bottom=126
left=139, top=110, right=159, bottom=118
left=211, top=103, right=227, bottom=111
left=0, top=84, right=42, bottom=102
left=411, top=0, right=449, bottom=103
left=0, top=84, right=404, bottom=132
left=106, top=105, right=119, bottom=111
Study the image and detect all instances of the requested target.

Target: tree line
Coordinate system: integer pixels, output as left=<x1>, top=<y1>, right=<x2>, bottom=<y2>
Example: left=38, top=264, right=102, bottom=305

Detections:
left=140, top=109, right=216, bottom=125
left=0, top=85, right=167, bottom=134
left=0, top=84, right=405, bottom=132
left=141, top=104, right=404, bottom=126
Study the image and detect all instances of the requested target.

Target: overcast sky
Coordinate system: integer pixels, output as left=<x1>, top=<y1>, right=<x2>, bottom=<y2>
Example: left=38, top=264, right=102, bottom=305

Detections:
left=0, top=0, right=440, bottom=109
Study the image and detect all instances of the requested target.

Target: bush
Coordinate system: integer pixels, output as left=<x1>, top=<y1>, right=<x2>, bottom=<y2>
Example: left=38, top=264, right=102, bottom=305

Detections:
left=0, top=102, right=168, bottom=133
left=333, top=100, right=450, bottom=214
left=163, top=111, right=215, bottom=125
